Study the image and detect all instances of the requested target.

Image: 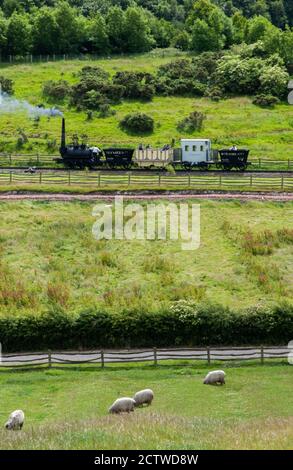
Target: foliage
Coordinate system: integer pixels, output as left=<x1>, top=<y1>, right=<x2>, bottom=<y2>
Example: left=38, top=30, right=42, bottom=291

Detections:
left=0, top=302, right=292, bottom=351
left=42, top=80, right=71, bottom=101
left=0, top=0, right=291, bottom=60
left=177, top=111, right=206, bottom=132
left=0, top=75, right=13, bottom=94
left=113, top=71, right=156, bottom=100
left=253, top=94, right=280, bottom=107
left=119, top=112, right=154, bottom=133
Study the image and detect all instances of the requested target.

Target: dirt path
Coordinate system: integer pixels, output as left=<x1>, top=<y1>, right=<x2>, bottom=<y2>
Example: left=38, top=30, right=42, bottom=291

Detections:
left=0, top=191, right=293, bottom=202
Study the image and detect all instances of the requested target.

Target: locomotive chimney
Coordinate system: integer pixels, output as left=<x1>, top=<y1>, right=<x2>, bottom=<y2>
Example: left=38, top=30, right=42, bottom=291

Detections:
left=61, top=117, right=66, bottom=149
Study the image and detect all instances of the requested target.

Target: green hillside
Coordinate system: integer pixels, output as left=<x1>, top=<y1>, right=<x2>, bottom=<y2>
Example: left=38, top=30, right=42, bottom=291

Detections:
left=0, top=54, right=293, bottom=159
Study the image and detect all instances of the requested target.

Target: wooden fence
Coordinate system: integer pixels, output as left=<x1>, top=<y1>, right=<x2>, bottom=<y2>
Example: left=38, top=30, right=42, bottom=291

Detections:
left=0, top=170, right=293, bottom=190
left=0, top=346, right=290, bottom=369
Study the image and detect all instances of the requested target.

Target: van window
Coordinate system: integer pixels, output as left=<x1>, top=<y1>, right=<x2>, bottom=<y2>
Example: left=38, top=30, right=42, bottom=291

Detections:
left=192, top=145, right=197, bottom=152
left=185, top=145, right=189, bottom=151
left=200, top=145, right=204, bottom=152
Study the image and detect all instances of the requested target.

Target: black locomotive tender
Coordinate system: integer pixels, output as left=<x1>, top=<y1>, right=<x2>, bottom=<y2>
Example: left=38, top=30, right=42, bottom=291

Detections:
left=58, top=118, right=250, bottom=171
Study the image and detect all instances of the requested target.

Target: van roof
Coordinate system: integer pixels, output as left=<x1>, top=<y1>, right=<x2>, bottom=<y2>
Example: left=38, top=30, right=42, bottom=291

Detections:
left=181, top=139, right=210, bottom=142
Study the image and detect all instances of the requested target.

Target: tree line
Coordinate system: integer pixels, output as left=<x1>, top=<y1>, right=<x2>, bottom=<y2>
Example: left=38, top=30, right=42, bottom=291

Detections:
left=0, top=0, right=293, bottom=59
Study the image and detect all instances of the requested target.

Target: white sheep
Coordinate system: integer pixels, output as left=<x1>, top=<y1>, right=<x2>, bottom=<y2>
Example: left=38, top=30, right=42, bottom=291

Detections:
left=133, top=389, right=154, bottom=407
left=203, top=370, right=226, bottom=385
left=108, top=397, right=136, bottom=414
left=5, top=410, right=25, bottom=430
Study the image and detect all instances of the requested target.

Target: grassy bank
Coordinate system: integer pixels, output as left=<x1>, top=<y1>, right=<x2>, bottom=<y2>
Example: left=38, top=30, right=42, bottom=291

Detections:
left=0, top=363, right=292, bottom=449
left=0, top=54, right=293, bottom=158
left=0, top=199, right=293, bottom=316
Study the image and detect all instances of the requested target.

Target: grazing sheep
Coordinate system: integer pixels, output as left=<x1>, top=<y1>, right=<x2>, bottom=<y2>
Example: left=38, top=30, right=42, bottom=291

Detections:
left=133, top=389, right=154, bottom=407
left=203, top=370, right=226, bottom=385
left=5, top=410, right=25, bottom=430
left=108, top=397, right=136, bottom=414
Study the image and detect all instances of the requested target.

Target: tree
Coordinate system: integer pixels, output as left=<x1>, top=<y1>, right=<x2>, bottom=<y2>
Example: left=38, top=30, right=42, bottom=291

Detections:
left=124, top=7, right=154, bottom=53
left=54, top=1, right=80, bottom=53
left=246, top=15, right=272, bottom=43
left=270, top=1, right=288, bottom=28
left=231, top=11, right=248, bottom=44
left=0, top=12, right=7, bottom=56
left=88, top=14, right=109, bottom=54
left=172, top=31, right=190, bottom=50
left=6, top=12, right=31, bottom=56
left=190, top=19, right=222, bottom=52
left=106, top=6, right=126, bottom=53
left=32, top=7, right=59, bottom=54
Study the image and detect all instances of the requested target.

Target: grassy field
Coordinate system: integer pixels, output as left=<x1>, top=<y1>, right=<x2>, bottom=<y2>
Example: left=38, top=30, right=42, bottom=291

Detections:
left=0, top=199, right=293, bottom=316
left=0, top=53, right=293, bottom=159
left=0, top=363, right=292, bottom=449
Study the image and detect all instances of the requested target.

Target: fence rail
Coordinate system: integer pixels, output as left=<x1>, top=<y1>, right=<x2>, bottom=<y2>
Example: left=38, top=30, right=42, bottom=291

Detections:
left=0, top=50, right=185, bottom=65
left=0, top=170, right=293, bottom=190
left=0, top=346, right=290, bottom=368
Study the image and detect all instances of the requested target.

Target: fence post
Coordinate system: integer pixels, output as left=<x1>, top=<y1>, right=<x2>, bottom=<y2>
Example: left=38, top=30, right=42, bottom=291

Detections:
left=188, top=173, right=191, bottom=187
left=128, top=172, right=131, bottom=186
left=153, top=347, right=157, bottom=366
left=158, top=174, right=161, bottom=186
left=101, top=350, right=105, bottom=368
left=9, top=171, right=12, bottom=184
left=281, top=175, right=284, bottom=190
left=39, top=172, right=42, bottom=184
left=9, top=153, right=12, bottom=165
left=250, top=175, right=253, bottom=188
left=260, top=345, right=264, bottom=365
left=68, top=170, right=71, bottom=185
left=219, top=175, right=222, bottom=188
left=288, top=159, right=290, bottom=171
left=259, top=158, right=261, bottom=169
left=98, top=172, right=101, bottom=187
left=207, top=346, right=211, bottom=365
left=48, top=349, right=52, bottom=369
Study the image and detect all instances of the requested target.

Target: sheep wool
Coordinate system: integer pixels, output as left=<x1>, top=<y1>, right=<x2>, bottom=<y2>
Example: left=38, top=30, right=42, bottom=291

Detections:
left=108, top=397, right=136, bottom=414
left=5, top=410, right=25, bottom=430
left=133, top=389, right=154, bottom=407
left=203, top=370, right=226, bottom=385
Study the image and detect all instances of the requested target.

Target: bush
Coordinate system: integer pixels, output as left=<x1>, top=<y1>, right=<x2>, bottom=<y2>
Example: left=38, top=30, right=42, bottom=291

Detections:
left=177, top=111, right=206, bottom=132
left=0, top=303, right=292, bottom=352
left=43, top=80, right=71, bottom=101
left=0, top=76, right=14, bottom=94
left=98, top=103, right=116, bottom=118
left=205, top=86, right=224, bottom=101
left=113, top=71, right=156, bottom=100
left=120, top=113, right=154, bottom=134
left=253, top=94, right=280, bottom=107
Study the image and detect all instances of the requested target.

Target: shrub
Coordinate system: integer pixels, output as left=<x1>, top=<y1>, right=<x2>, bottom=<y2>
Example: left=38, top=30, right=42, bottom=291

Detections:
left=43, top=80, right=71, bottom=101
left=120, top=113, right=154, bottom=134
left=0, top=76, right=14, bottom=94
left=253, top=94, right=279, bottom=107
left=0, top=303, right=292, bottom=352
left=98, top=103, right=116, bottom=118
left=205, top=86, right=224, bottom=102
left=113, top=71, right=156, bottom=100
left=177, top=111, right=206, bottom=132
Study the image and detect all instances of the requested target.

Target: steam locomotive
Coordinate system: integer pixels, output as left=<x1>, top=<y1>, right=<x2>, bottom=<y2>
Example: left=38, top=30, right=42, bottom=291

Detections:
left=58, top=118, right=134, bottom=169
left=57, top=118, right=250, bottom=171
